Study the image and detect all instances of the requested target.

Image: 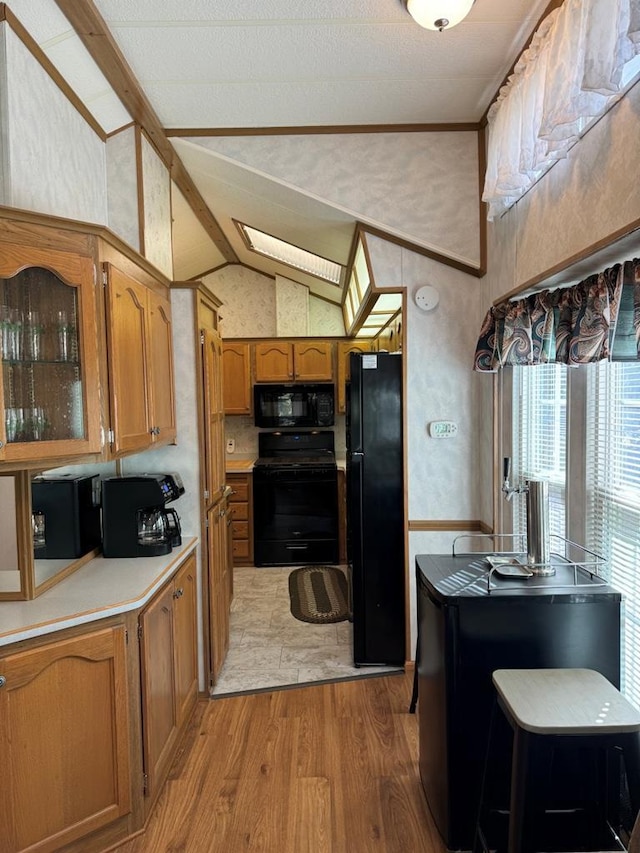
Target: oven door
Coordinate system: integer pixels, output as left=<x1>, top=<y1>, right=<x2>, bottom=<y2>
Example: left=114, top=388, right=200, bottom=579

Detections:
left=253, top=467, right=338, bottom=566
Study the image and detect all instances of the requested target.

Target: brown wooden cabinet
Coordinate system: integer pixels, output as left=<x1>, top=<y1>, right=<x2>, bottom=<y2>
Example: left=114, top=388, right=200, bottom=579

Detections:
left=337, top=340, right=372, bottom=413
left=173, top=555, right=198, bottom=731
left=254, top=340, right=293, bottom=382
left=0, top=625, right=132, bottom=853
left=222, top=342, right=251, bottom=414
left=227, top=472, right=253, bottom=566
left=139, top=553, right=198, bottom=805
left=202, top=328, right=226, bottom=504
left=254, top=339, right=334, bottom=383
left=0, top=240, right=102, bottom=464
left=207, top=498, right=231, bottom=682
left=293, top=340, right=334, bottom=381
left=147, top=288, right=177, bottom=446
left=104, top=264, right=176, bottom=457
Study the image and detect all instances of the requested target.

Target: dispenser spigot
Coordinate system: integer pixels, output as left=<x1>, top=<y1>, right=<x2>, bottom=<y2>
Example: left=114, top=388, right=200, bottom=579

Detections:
left=502, top=457, right=527, bottom=502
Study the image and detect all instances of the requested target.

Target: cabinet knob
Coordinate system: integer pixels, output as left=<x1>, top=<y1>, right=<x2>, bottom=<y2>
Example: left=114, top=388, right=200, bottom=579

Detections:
left=0, top=440, right=4, bottom=449
left=0, top=675, right=5, bottom=688
left=173, top=588, right=184, bottom=599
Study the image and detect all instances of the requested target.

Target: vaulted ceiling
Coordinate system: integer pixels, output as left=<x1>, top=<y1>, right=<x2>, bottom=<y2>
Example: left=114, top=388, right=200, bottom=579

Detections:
left=14, top=0, right=552, bottom=294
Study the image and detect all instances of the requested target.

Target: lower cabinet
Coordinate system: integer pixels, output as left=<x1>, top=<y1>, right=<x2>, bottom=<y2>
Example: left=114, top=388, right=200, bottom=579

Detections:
left=139, top=553, right=198, bottom=806
left=0, top=624, right=132, bottom=853
left=227, top=472, right=253, bottom=566
left=0, top=549, right=199, bottom=853
left=208, top=497, right=231, bottom=683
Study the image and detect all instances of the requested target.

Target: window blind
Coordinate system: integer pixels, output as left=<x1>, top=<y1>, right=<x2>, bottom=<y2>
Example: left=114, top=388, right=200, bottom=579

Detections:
left=514, top=364, right=567, bottom=541
left=587, top=362, right=640, bottom=706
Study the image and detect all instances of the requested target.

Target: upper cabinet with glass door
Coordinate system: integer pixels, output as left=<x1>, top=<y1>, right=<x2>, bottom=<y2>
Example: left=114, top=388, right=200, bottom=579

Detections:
left=0, top=243, right=102, bottom=465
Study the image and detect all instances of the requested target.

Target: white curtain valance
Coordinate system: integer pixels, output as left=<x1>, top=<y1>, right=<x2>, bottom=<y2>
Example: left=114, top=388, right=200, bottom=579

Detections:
left=483, top=0, right=640, bottom=221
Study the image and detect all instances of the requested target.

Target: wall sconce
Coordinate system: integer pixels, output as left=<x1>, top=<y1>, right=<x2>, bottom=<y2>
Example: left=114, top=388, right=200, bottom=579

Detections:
left=406, top=0, right=475, bottom=31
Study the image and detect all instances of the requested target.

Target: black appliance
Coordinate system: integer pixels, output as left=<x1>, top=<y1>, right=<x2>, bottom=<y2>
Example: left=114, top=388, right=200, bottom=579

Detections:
left=415, top=553, right=622, bottom=851
left=346, top=352, right=404, bottom=667
left=253, top=383, right=334, bottom=428
left=31, top=474, right=101, bottom=559
left=253, top=430, right=338, bottom=566
left=102, top=473, right=184, bottom=558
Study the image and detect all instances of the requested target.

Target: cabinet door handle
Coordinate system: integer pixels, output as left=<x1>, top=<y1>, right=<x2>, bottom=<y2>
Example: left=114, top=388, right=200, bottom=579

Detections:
left=0, top=440, right=4, bottom=449
left=0, top=675, right=6, bottom=688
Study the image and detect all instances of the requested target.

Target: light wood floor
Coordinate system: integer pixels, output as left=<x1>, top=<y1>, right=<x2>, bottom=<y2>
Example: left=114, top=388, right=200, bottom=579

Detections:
left=115, top=671, right=446, bottom=853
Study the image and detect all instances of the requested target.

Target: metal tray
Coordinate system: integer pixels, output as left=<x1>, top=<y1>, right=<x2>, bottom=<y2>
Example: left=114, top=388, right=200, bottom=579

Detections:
left=486, top=556, right=533, bottom=578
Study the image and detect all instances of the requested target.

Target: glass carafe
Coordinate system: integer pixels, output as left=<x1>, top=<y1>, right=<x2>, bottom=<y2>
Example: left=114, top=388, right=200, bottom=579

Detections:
left=137, top=508, right=168, bottom=546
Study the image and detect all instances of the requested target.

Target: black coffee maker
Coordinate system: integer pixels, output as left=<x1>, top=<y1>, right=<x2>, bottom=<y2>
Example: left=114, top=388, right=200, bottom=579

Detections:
left=31, top=474, right=102, bottom=559
left=101, top=473, right=184, bottom=558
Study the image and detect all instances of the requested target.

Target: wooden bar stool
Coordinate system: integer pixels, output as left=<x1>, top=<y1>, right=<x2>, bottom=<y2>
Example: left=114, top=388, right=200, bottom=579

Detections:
left=475, top=669, right=640, bottom=853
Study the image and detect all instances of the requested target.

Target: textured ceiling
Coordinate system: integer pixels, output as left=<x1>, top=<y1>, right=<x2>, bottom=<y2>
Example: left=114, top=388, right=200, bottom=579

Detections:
left=14, top=0, right=551, bottom=291
left=92, top=0, right=550, bottom=127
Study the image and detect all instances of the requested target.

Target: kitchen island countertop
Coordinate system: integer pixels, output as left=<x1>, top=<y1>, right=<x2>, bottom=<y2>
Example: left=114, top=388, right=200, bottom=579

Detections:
left=0, top=537, right=198, bottom=648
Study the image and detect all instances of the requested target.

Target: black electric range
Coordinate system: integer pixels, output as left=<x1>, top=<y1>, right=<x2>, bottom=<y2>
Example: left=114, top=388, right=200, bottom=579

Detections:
left=253, top=431, right=339, bottom=566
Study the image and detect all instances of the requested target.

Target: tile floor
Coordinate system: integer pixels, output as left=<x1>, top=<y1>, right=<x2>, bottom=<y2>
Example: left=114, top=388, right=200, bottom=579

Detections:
left=211, top=565, right=402, bottom=697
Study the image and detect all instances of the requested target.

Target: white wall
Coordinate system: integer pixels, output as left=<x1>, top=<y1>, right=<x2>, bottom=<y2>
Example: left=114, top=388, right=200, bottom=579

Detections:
left=191, top=131, right=482, bottom=268
left=206, top=266, right=277, bottom=338
left=106, top=126, right=140, bottom=251
left=0, top=23, right=107, bottom=222
left=275, top=275, right=308, bottom=336
left=309, top=297, right=345, bottom=336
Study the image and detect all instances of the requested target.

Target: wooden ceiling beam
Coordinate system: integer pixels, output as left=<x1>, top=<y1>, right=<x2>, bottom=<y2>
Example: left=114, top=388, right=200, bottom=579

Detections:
left=53, top=0, right=238, bottom=263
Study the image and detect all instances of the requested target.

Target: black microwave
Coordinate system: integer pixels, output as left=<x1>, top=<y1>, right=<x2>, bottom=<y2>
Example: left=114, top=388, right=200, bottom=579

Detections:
left=254, top=383, right=335, bottom=428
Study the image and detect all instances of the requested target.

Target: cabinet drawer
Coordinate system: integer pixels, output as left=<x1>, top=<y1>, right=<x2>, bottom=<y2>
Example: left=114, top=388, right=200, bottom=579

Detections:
left=229, top=482, right=249, bottom=502
left=230, top=501, right=248, bottom=521
left=232, top=520, right=249, bottom=540
left=232, top=539, right=250, bottom=559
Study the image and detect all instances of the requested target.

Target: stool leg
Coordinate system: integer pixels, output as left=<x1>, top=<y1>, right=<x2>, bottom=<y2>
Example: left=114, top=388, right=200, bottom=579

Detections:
left=508, top=730, right=550, bottom=853
left=623, top=733, right=640, bottom=820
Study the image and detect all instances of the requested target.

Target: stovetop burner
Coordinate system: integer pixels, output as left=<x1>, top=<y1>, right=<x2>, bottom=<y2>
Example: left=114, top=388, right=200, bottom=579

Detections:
left=255, top=454, right=336, bottom=469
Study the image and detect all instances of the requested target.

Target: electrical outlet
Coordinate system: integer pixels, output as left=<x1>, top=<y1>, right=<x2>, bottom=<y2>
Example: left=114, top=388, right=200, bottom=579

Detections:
left=226, top=437, right=235, bottom=453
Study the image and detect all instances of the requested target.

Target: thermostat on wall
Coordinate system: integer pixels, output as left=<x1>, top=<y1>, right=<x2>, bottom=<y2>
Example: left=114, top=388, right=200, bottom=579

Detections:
left=428, top=421, right=458, bottom=438
left=415, top=285, right=439, bottom=311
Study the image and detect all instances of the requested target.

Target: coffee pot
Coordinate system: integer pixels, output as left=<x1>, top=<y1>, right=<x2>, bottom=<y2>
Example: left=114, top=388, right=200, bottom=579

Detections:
left=102, top=474, right=184, bottom=558
left=137, top=508, right=168, bottom=546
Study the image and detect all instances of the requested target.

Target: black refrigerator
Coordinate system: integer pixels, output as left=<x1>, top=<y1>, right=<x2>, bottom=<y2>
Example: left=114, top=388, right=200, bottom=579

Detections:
left=346, top=352, right=405, bottom=667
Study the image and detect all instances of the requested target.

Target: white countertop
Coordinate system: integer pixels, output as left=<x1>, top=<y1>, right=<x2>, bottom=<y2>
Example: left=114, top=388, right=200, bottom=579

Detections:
left=0, top=537, right=198, bottom=648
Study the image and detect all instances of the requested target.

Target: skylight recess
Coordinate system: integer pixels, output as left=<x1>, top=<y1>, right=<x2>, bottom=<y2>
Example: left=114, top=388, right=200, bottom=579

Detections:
left=238, top=223, right=342, bottom=285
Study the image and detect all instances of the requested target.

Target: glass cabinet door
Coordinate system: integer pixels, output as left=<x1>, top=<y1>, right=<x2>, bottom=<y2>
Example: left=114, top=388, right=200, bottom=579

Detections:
left=0, top=246, right=101, bottom=462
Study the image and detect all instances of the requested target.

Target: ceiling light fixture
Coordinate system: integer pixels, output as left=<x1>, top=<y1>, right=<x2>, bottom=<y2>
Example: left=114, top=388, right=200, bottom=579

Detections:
left=406, top=0, right=475, bottom=31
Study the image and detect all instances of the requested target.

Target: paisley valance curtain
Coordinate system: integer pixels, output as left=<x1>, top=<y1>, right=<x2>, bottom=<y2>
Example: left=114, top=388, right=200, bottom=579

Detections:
left=474, top=259, right=640, bottom=372
left=483, top=0, right=640, bottom=221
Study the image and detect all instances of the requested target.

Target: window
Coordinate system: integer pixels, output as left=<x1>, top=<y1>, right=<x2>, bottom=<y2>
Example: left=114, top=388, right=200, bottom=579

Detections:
left=513, top=363, right=567, bottom=542
left=235, top=222, right=343, bottom=285
left=587, top=362, right=640, bottom=706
